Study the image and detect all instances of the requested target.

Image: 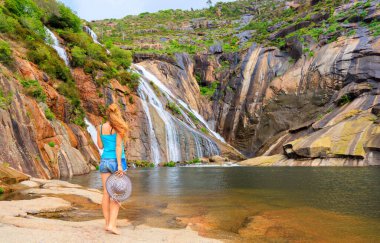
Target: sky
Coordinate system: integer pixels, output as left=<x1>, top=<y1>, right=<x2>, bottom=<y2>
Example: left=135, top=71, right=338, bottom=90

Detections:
left=60, top=0, right=235, bottom=21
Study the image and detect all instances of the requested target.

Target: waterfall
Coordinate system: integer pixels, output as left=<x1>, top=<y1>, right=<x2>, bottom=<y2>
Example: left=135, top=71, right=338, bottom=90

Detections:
left=137, top=88, right=161, bottom=164
left=84, top=26, right=110, bottom=54
left=135, top=64, right=221, bottom=162
left=83, top=26, right=101, bottom=45
left=44, top=26, right=70, bottom=66
left=136, top=65, right=225, bottom=143
left=137, top=75, right=182, bottom=162
left=84, top=118, right=103, bottom=153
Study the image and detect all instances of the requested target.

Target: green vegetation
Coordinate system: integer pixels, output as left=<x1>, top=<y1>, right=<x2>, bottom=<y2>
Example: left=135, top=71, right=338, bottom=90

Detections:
left=0, top=88, right=13, bottom=109
left=44, top=107, right=55, bottom=120
left=27, top=43, right=71, bottom=82
left=338, top=94, right=354, bottom=106
left=0, top=40, right=13, bottom=66
left=129, top=96, right=134, bottom=104
left=200, top=127, right=208, bottom=134
left=133, top=160, right=155, bottom=168
left=150, top=81, right=161, bottom=96
left=188, top=111, right=199, bottom=124
left=167, top=101, right=181, bottom=115
left=71, top=46, right=86, bottom=67
left=185, top=157, right=202, bottom=164
left=0, top=0, right=139, bottom=128
left=200, top=82, right=219, bottom=97
left=0, top=187, right=4, bottom=194
left=20, top=80, right=46, bottom=102
left=163, top=161, right=176, bottom=167
left=48, top=141, right=55, bottom=147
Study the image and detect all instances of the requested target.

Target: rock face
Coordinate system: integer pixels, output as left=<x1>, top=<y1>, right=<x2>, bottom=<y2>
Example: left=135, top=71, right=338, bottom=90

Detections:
left=222, top=31, right=380, bottom=165
left=0, top=53, right=99, bottom=179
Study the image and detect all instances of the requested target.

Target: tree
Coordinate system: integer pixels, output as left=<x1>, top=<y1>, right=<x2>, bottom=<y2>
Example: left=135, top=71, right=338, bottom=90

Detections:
left=207, top=0, right=212, bottom=7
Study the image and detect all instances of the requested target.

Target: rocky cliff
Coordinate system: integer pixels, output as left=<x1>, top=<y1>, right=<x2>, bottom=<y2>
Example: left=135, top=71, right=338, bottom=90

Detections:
left=129, top=0, right=380, bottom=166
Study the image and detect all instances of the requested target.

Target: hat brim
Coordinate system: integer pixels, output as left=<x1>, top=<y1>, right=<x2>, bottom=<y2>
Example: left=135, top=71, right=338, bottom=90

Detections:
left=106, top=174, right=132, bottom=202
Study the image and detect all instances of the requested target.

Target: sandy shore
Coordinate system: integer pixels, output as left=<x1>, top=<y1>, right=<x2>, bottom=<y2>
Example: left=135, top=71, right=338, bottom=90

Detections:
left=0, top=178, right=220, bottom=243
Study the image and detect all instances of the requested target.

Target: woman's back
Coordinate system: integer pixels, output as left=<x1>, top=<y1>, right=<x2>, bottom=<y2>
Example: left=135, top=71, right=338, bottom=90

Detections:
left=100, top=123, right=125, bottom=159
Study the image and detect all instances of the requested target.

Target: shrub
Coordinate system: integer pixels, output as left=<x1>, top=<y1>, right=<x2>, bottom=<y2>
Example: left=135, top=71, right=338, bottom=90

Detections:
left=164, top=161, right=176, bottom=167
left=87, top=43, right=107, bottom=62
left=19, top=16, right=45, bottom=39
left=200, top=82, right=219, bottom=97
left=27, top=43, right=71, bottom=81
left=186, top=158, right=201, bottom=164
left=0, top=187, right=3, bottom=194
left=338, top=94, right=354, bottom=106
left=71, top=46, right=86, bottom=67
left=134, top=160, right=155, bottom=167
left=167, top=101, right=181, bottom=114
left=129, top=96, right=134, bottom=104
left=0, top=40, right=13, bottom=66
left=44, top=107, right=55, bottom=120
left=5, top=0, right=42, bottom=18
left=0, top=11, right=18, bottom=33
left=20, top=79, right=46, bottom=102
left=0, top=88, right=13, bottom=109
left=47, top=3, right=81, bottom=32
left=110, top=46, right=132, bottom=69
left=48, top=141, right=55, bottom=147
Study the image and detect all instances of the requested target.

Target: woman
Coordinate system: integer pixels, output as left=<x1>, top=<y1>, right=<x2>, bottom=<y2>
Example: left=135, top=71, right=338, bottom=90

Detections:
left=97, top=103, right=128, bottom=235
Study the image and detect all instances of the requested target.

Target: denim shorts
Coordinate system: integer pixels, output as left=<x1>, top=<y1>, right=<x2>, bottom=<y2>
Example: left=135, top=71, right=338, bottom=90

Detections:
left=99, top=158, right=128, bottom=173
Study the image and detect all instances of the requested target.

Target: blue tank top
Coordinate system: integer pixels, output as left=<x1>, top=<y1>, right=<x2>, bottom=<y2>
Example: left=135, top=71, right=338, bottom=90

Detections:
left=100, top=124, right=126, bottom=159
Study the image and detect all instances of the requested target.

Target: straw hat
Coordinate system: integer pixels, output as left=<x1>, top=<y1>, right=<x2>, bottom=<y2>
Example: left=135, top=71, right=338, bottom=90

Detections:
left=106, top=174, right=132, bottom=202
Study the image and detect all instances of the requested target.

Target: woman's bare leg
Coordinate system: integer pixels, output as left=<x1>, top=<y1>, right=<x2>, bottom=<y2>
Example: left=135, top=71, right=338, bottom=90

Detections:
left=107, top=199, right=121, bottom=235
left=101, top=172, right=111, bottom=230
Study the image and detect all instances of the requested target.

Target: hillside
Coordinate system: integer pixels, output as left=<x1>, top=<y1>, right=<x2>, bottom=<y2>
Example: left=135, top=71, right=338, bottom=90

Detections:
left=0, top=0, right=379, bottom=180
left=91, top=0, right=380, bottom=165
left=90, top=0, right=379, bottom=54
left=0, top=0, right=242, bottom=179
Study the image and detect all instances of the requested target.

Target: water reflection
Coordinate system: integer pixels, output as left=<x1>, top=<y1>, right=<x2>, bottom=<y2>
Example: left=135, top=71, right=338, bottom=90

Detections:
left=66, top=167, right=380, bottom=242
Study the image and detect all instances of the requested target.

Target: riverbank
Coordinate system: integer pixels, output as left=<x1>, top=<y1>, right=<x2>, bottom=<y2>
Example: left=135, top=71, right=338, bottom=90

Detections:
left=0, top=177, right=220, bottom=243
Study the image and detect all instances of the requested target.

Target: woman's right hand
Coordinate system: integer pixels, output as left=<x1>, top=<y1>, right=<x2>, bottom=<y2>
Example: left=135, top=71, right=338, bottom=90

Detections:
left=115, top=168, right=124, bottom=177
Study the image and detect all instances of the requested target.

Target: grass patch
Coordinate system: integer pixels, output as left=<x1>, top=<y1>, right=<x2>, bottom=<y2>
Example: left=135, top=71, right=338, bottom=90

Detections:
left=200, top=127, right=208, bottom=134
left=0, top=40, right=13, bottom=66
left=338, top=94, right=354, bottom=106
left=163, top=161, right=176, bottom=167
left=0, top=88, right=13, bottom=109
left=44, top=107, right=55, bottom=120
left=167, top=101, right=181, bottom=115
left=47, top=141, right=55, bottom=147
left=20, top=79, right=46, bottom=102
left=185, top=157, right=202, bottom=164
left=200, top=82, right=219, bottom=97
left=134, top=160, right=155, bottom=168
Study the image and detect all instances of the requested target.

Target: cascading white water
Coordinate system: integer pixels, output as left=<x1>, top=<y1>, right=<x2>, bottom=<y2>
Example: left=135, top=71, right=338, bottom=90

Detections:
left=135, top=64, right=221, bottom=162
left=83, top=26, right=101, bottom=45
left=138, top=75, right=182, bottom=162
left=44, top=26, right=70, bottom=66
left=84, top=26, right=111, bottom=54
left=137, top=88, right=161, bottom=164
left=84, top=118, right=103, bottom=154
left=136, top=65, right=226, bottom=143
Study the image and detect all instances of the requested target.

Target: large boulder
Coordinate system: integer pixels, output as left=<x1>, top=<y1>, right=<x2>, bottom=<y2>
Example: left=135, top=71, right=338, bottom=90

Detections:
left=0, top=163, right=29, bottom=184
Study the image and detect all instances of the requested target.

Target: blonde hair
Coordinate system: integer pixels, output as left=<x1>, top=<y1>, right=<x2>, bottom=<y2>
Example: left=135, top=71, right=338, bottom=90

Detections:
left=107, top=103, right=128, bottom=137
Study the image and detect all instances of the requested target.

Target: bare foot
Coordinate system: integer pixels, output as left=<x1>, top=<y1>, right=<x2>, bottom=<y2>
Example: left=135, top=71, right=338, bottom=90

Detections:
left=106, top=226, right=121, bottom=235
left=104, top=226, right=109, bottom=231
